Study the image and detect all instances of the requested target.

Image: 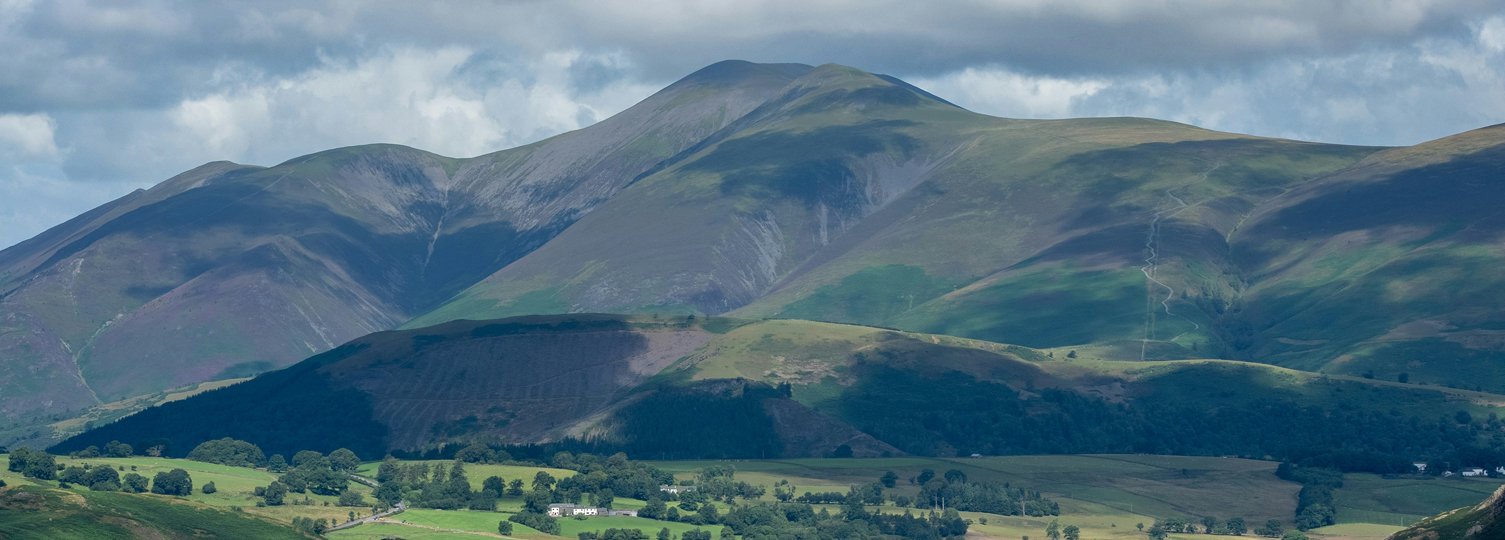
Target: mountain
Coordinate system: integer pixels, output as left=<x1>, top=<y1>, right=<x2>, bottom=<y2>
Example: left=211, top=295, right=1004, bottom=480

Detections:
left=53, top=313, right=1505, bottom=467
left=7, top=59, right=1505, bottom=434
left=0, top=61, right=811, bottom=419
left=1389, top=484, right=1505, bottom=540
left=414, top=64, right=1505, bottom=391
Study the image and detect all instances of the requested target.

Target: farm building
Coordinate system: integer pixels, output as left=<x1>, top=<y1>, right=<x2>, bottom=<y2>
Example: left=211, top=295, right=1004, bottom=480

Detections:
left=1462, top=467, right=1487, bottom=477
left=546, top=504, right=637, bottom=517
left=660, top=485, right=697, bottom=494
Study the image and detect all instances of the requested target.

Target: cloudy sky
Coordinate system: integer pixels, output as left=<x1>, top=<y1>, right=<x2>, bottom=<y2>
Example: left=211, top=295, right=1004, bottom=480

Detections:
left=2, top=0, right=1503, bottom=249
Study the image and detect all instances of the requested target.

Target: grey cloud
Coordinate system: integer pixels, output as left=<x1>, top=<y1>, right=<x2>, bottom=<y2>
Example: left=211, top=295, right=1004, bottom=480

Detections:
left=0, top=0, right=1503, bottom=250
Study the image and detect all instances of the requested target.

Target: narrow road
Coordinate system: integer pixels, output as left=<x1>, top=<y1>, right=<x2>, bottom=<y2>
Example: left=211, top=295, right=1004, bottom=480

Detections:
left=329, top=501, right=407, bottom=531
left=1140, top=162, right=1219, bottom=360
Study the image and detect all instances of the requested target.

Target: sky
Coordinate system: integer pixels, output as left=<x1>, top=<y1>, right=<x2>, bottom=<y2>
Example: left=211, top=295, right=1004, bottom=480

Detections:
left=1, top=0, right=1503, bottom=249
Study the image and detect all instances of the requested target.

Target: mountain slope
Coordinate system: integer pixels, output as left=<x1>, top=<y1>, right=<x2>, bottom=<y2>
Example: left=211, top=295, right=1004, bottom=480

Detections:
left=1224, top=124, right=1505, bottom=383
left=0, top=61, right=810, bottom=419
left=410, top=63, right=1384, bottom=361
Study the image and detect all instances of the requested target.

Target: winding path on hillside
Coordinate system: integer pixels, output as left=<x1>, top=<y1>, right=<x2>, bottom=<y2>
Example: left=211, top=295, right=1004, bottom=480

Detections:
left=1140, top=161, right=1219, bottom=361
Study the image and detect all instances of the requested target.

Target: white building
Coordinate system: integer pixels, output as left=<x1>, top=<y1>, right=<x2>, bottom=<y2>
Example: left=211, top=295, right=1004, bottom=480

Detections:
left=546, top=504, right=637, bottom=518
left=1412, top=462, right=1428, bottom=472
left=659, top=485, right=697, bottom=494
left=1462, top=467, right=1487, bottom=477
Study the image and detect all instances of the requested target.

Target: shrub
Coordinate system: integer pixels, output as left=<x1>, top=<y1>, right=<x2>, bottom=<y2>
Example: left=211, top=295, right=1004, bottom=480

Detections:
left=203, top=481, right=218, bottom=494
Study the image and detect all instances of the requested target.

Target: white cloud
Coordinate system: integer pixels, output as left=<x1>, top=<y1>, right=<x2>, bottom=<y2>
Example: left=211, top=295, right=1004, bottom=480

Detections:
left=0, top=113, right=60, bottom=160
left=910, top=68, right=1108, bottom=119
left=161, top=47, right=658, bottom=165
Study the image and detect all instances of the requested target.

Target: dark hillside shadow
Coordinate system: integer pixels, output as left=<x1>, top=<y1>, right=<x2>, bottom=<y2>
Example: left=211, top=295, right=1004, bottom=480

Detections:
left=1237, top=143, right=1505, bottom=265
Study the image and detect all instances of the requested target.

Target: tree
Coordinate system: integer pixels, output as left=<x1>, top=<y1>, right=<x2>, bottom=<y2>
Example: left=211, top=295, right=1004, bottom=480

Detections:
left=1256, top=519, right=1283, bottom=537
left=1147, top=524, right=1168, bottom=540
left=499, top=521, right=514, bottom=535
left=292, top=450, right=325, bottom=469
left=151, top=468, right=193, bottom=496
left=85, top=466, right=120, bottom=491
left=1136, top=523, right=1144, bottom=531
left=104, top=440, right=133, bottom=457
left=339, top=490, right=365, bottom=506
left=721, top=527, right=735, bottom=540
left=1228, top=517, right=1247, bottom=536
left=1281, top=532, right=1308, bottom=540
left=773, top=480, right=796, bottom=502
left=1202, top=517, right=1219, bottom=532
left=457, top=443, right=496, bottom=464
left=944, top=470, right=967, bottom=484
left=916, top=469, right=936, bottom=485
left=524, top=489, right=552, bottom=514
left=374, top=482, right=403, bottom=506
left=267, top=454, right=288, bottom=472
left=329, top=448, right=361, bottom=472
left=533, top=471, right=557, bottom=491
left=263, top=481, right=288, bottom=505
left=598, top=488, right=615, bottom=509
left=202, top=481, right=217, bottom=494
left=1046, top=519, right=1061, bottom=540
left=642, top=498, right=668, bottom=520
left=60, top=466, right=87, bottom=484
left=881, top=471, right=899, bottom=488
left=187, top=438, right=266, bottom=468
left=483, top=475, right=507, bottom=496
left=377, top=455, right=401, bottom=482
left=698, top=502, right=720, bottom=524
left=122, top=473, right=149, bottom=493
left=21, top=450, right=57, bottom=480
left=1398, top=373, right=1410, bottom=383
left=508, top=478, right=525, bottom=496
left=1063, top=525, right=1079, bottom=540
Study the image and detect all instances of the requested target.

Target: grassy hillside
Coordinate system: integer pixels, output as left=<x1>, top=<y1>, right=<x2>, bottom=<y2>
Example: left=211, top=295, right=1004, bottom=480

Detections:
left=0, top=455, right=316, bottom=539
left=54, top=314, right=1505, bottom=476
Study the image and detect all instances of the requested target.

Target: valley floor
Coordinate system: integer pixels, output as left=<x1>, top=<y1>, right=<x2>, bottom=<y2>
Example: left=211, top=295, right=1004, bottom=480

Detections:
left=4, top=453, right=1498, bottom=540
